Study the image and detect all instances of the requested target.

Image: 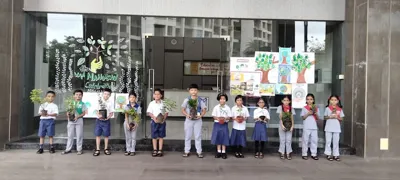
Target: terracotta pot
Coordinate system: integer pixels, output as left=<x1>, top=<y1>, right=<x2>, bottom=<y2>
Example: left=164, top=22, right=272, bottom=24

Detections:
left=237, top=116, right=244, bottom=123
left=155, top=113, right=164, bottom=123
left=41, top=110, right=48, bottom=116
left=218, top=117, right=226, bottom=125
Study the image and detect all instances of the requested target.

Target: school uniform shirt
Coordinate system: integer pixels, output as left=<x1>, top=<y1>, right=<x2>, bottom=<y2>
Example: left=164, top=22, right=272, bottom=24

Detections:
left=146, top=100, right=168, bottom=117
left=38, top=102, right=59, bottom=119
left=231, top=105, right=250, bottom=130
left=324, top=107, right=345, bottom=133
left=98, top=97, right=115, bottom=113
left=70, top=101, right=87, bottom=124
left=211, top=104, right=232, bottom=123
left=301, top=107, right=320, bottom=130
left=124, top=103, right=142, bottom=124
left=276, top=105, right=296, bottom=116
left=253, top=107, right=270, bottom=121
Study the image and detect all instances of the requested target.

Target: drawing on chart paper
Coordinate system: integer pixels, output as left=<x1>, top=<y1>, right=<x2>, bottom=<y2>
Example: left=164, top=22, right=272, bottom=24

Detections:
left=291, top=84, right=308, bottom=108
left=254, top=52, right=279, bottom=84
left=279, top=47, right=292, bottom=65
left=291, top=53, right=315, bottom=83
left=230, top=71, right=261, bottom=96
left=275, top=84, right=292, bottom=95
left=278, top=65, right=291, bottom=83
left=259, top=84, right=275, bottom=96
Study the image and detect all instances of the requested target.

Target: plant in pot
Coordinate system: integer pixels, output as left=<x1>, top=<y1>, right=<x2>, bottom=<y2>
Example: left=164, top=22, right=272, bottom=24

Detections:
left=188, top=98, right=199, bottom=120
left=218, top=107, right=228, bottom=124
left=155, top=98, right=177, bottom=124
left=98, top=93, right=107, bottom=120
left=30, top=89, right=48, bottom=116
left=64, top=96, right=77, bottom=121
left=236, top=108, right=244, bottom=123
left=282, top=112, right=292, bottom=131
left=125, top=107, right=140, bottom=131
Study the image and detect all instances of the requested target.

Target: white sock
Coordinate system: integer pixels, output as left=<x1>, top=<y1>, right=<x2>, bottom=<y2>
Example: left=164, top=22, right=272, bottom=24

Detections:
left=222, top=150, right=226, bottom=153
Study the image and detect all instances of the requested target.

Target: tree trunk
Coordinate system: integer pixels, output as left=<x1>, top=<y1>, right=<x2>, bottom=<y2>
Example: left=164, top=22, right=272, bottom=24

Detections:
left=260, top=69, right=270, bottom=83
left=297, top=69, right=307, bottom=83
left=282, top=56, right=287, bottom=64
left=281, top=76, right=288, bottom=83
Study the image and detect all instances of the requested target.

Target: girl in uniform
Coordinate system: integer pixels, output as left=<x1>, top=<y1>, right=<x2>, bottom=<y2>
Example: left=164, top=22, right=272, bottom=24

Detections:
left=324, top=95, right=344, bottom=161
left=230, top=95, right=250, bottom=158
left=301, top=93, right=319, bottom=160
left=211, top=93, right=232, bottom=159
left=276, top=95, right=295, bottom=160
left=252, top=97, right=270, bottom=159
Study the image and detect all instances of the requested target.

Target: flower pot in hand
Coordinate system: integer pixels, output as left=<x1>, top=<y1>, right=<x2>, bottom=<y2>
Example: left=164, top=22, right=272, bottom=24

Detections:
left=68, top=112, right=75, bottom=121
left=259, top=116, right=266, bottom=121
left=129, top=122, right=135, bottom=131
left=189, top=108, right=197, bottom=120
left=41, top=110, right=48, bottom=116
left=99, top=109, right=107, bottom=120
left=218, top=117, right=226, bottom=124
left=237, top=116, right=244, bottom=123
left=155, top=113, right=164, bottom=124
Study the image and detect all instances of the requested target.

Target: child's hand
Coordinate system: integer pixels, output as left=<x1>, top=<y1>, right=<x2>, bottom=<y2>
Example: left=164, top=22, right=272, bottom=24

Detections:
left=290, top=126, right=294, bottom=132
left=281, top=125, right=286, bottom=131
left=308, top=111, right=313, bottom=115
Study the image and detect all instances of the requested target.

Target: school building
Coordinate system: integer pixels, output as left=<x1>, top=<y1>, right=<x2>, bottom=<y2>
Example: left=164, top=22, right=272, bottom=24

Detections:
left=0, top=0, right=399, bottom=158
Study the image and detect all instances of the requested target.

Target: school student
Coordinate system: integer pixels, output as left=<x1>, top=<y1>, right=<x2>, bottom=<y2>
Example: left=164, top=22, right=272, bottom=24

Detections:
left=276, top=95, right=295, bottom=160
left=62, top=89, right=87, bottom=155
left=146, top=89, right=168, bottom=157
left=93, top=88, right=114, bottom=156
left=37, top=91, right=59, bottom=154
left=230, top=95, right=250, bottom=158
left=181, top=84, right=207, bottom=158
left=252, top=97, right=270, bottom=159
left=301, top=93, right=320, bottom=160
left=211, top=93, right=232, bottom=159
left=324, top=95, right=344, bottom=161
left=124, top=92, right=141, bottom=156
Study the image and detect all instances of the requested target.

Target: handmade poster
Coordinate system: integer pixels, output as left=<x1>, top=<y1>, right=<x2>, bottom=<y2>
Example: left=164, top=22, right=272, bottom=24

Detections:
left=279, top=47, right=292, bottom=65
left=82, top=92, right=115, bottom=118
left=278, top=65, right=291, bottom=83
left=230, top=71, right=261, bottom=96
left=230, top=57, right=256, bottom=71
left=259, top=84, right=275, bottom=96
left=254, top=52, right=279, bottom=83
left=291, top=84, right=308, bottom=108
left=275, top=84, right=292, bottom=95
left=290, top=52, right=315, bottom=83
left=114, top=93, right=129, bottom=112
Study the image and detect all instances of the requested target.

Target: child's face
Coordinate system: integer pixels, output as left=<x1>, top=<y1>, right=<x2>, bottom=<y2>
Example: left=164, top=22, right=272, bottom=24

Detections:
left=153, top=91, right=162, bottom=100
left=129, top=95, right=136, bottom=103
left=257, top=99, right=265, bottom=108
left=236, top=98, right=243, bottom=106
left=189, top=88, right=198, bottom=96
left=306, top=96, right=314, bottom=105
left=219, top=96, right=226, bottom=105
left=282, top=98, right=290, bottom=105
left=46, top=93, right=55, bottom=102
left=74, top=92, right=83, bottom=101
left=329, top=97, right=338, bottom=106
left=103, top=91, right=111, bottom=100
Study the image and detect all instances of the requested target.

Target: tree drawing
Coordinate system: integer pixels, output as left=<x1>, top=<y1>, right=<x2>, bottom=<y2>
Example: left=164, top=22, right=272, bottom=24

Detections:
left=255, top=53, right=278, bottom=83
left=279, top=65, right=291, bottom=83
left=292, top=53, right=315, bottom=83
left=281, top=50, right=289, bottom=64
left=77, top=36, right=113, bottom=73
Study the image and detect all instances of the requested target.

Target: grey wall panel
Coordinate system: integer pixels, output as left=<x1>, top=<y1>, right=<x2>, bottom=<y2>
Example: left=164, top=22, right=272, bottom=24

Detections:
left=183, top=76, right=202, bottom=90
left=165, top=37, right=183, bottom=51
left=184, top=38, right=202, bottom=61
left=24, top=0, right=345, bottom=21
left=149, top=37, right=164, bottom=85
left=203, top=38, right=221, bottom=60
left=164, top=52, right=183, bottom=89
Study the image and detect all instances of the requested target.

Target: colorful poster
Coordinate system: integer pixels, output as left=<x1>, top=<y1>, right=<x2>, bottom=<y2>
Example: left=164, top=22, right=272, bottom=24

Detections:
left=114, top=93, right=129, bottom=112
left=259, top=84, right=275, bottom=96
left=275, top=84, right=292, bottom=95
left=292, top=84, right=308, bottom=108
left=82, top=92, right=115, bottom=118
left=230, top=57, right=256, bottom=71
left=279, top=47, right=292, bottom=65
left=290, top=52, right=315, bottom=84
left=230, top=71, right=261, bottom=96
left=254, top=52, right=279, bottom=83
left=278, top=65, right=291, bottom=83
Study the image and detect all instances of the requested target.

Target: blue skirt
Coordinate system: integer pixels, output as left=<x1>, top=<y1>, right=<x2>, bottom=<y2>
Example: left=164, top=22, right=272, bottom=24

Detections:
left=211, top=122, right=230, bottom=145
left=252, top=121, right=268, bottom=142
left=230, top=129, right=247, bottom=147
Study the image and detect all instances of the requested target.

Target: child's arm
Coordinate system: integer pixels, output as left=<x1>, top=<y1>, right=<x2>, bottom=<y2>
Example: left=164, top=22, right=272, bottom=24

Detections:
left=199, top=101, right=207, bottom=118
left=181, top=99, right=190, bottom=118
left=324, top=108, right=331, bottom=120
left=301, top=108, right=308, bottom=120
left=47, top=105, right=59, bottom=117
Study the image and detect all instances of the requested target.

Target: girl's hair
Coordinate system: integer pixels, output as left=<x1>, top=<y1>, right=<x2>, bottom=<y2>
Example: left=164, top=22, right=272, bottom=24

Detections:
left=306, top=93, right=315, bottom=104
left=217, top=93, right=228, bottom=102
left=326, top=95, right=343, bottom=108
left=257, top=97, right=269, bottom=109
left=235, top=95, right=243, bottom=102
left=129, top=91, right=137, bottom=98
left=281, top=95, right=292, bottom=112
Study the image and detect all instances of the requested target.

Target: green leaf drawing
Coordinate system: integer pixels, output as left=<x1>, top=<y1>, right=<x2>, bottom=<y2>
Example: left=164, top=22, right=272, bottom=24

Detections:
left=255, top=53, right=276, bottom=71
left=87, top=38, right=93, bottom=44
left=77, top=58, right=86, bottom=66
left=292, top=53, right=313, bottom=73
left=76, top=39, right=85, bottom=43
left=82, top=46, right=89, bottom=52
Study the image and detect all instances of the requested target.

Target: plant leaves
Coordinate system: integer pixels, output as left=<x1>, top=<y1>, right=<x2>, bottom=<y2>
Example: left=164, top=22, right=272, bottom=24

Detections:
left=82, top=46, right=89, bottom=52
left=71, top=54, right=76, bottom=58
left=105, top=64, right=110, bottom=69
left=120, top=45, right=128, bottom=50
left=77, top=58, right=86, bottom=66
left=69, top=37, right=75, bottom=41
left=107, top=45, right=113, bottom=50
left=77, top=39, right=85, bottom=43
left=90, top=46, right=93, bottom=52
left=123, top=51, right=129, bottom=54
left=91, top=36, right=93, bottom=39
left=113, top=67, right=117, bottom=71
left=97, top=39, right=103, bottom=45
left=108, top=40, right=114, bottom=44
left=85, top=52, right=90, bottom=57
left=87, top=38, right=93, bottom=44
left=68, top=44, right=76, bottom=48
left=74, top=50, right=82, bottom=53
left=101, top=44, right=105, bottom=49
left=120, top=62, right=125, bottom=67
left=107, top=50, right=111, bottom=55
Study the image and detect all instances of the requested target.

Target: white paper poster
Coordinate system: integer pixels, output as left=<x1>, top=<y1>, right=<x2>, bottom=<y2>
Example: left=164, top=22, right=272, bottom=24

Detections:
left=114, top=93, right=129, bottom=112
left=230, top=57, right=256, bottom=71
left=290, top=53, right=315, bottom=84
left=254, top=52, right=279, bottom=83
left=291, top=84, right=308, bottom=108
left=230, top=71, right=261, bottom=96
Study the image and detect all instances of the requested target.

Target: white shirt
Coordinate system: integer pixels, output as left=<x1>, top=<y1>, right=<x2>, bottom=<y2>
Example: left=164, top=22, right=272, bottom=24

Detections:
left=231, top=105, right=250, bottom=130
left=324, top=107, right=345, bottom=133
left=301, top=107, right=320, bottom=130
left=253, top=107, right=270, bottom=121
left=98, top=97, right=115, bottom=113
left=211, top=104, right=232, bottom=123
left=146, top=100, right=167, bottom=118
left=38, top=102, right=59, bottom=120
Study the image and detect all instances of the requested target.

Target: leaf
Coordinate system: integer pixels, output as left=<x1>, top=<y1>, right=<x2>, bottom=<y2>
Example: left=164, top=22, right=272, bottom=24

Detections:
left=101, top=37, right=104, bottom=40
left=71, top=54, right=76, bottom=58
left=85, top=52, right=90, bottom=57
left=120, top=45, right=128, bottom=49
left=97, top=39, right=103, bottom=45
left=101, top=44, right=105, bottom=49
left=107, top=50, right=111, bottom=55
left=107, top=45, right=113, bottom=50
left=87, top=38, right=93, bottom=44
left=68, top=44, right=76, bottom=48
left=120, top=62, right=125, bottom=67
left=91, top=36, right=93, bottom=39
left=119, top=38, right=125, bottom=43
left=125, top=39, right=130, bottom=43
left=74, top=50, right=82, bottom=53
left=105, top=64, right=110, bottom=69
left=90, top=46, right=93, bottom=52
left=123, top=51, right=129, bottom=54
left=113, top=67, right=117, bottom=71
left=82, top=46, right=89, bottom=52
left=108, top=40, right=114, bottom=44
left=77, top=58, right=86, bottom=66
left=77, top=39, right=85, bottom=43
left=69, top=37, right=75, bottom=41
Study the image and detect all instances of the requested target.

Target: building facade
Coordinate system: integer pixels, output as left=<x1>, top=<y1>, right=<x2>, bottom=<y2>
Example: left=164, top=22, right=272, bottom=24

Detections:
left=0, top=0, right=399, bottom=158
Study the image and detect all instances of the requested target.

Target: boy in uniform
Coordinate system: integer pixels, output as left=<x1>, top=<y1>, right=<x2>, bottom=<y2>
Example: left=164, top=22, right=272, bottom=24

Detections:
left=37, top=91, right=59, bottom=154
left=93, top=88, right=114, bottom=156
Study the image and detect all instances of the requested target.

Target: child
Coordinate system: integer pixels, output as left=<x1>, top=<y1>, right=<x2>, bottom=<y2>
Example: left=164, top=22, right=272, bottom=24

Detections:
left=62, top=89, right=87, bottom=155
left=37, top=91, right=59, bottom=154
left=230, top=95, right=250, bottom=158
left=93, top=88, right=114, bottom=156
left=324, top=95, right=344, bottom=161
left=301, top=93, right=319, bottom=160
left=124, top=91, right=141, bottom=156
left=181, top=84, right=207, bottom=158
left=146, top=89, right=168, bottom=157
left=252, top=97, right=270, bottom=159
left=211, top=93, right=232, bottom=159
left=276, top=95, right=295, bottom=160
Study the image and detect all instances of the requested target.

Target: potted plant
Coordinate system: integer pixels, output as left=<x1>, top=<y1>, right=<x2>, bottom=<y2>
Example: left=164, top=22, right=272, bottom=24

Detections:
left=236, top=108, right=244, bottom=123
left=259, top=115, right=266, bottom=122
left=188, top=98, right=198, bottom=120
left=282, top=112, right=292, bottom=131
left=218, top=107, right=228, bottom=124
left=155, top=98, right=177, bottom=124
left=30, top=89, right=48, bottom=116
left=98, top=93, right=107, bottom=120
left=125, top=107, right=140, bottom=131
left=64, top=96, right=76, bottom=121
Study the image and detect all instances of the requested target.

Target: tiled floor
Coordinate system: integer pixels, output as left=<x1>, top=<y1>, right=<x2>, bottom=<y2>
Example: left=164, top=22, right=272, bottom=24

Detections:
left=0, top=150, right=398, bottom=180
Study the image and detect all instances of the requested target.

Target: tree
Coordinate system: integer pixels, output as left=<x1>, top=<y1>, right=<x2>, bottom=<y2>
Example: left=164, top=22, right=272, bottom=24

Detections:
left=292, top=53, right=315, bottom=83
left=279, top=65, right=291, bottom=83
left=255, top=53, right=278, bottom=83
left=307, top=36, right=325, bottom=53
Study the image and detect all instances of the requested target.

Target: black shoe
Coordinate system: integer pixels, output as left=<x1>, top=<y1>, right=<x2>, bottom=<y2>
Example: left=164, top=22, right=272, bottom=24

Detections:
left=124, top=151, right=130, bottom=156
left=234, top=152, right=240, bottom=158
left=61, top=150, right=71, bottom=155
left=222, top=153, right=228, bottom=159
left=49, top=148, right=55, bottom=154
left=36, top=149, right=44, bottom=154
left=239, top=152, right=244, bottom=158
left=215, top=153, right=222, bottom=158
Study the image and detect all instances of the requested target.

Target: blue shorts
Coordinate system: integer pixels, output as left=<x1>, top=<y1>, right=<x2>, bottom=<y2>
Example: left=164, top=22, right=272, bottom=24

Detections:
left=151, top=120, right=166, bottom=139
left=38, top=119, right=55, bottom=137
left=94, top=119, right=111, bottom=137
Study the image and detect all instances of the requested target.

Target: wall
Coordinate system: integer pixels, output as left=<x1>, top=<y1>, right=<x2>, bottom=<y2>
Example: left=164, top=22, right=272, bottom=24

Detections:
left=23, top=0, right=345, bottom=21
